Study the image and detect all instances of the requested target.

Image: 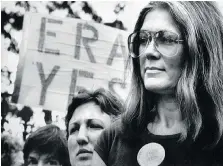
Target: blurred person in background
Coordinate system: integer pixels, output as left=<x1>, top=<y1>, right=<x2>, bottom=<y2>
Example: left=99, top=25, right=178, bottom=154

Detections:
left=92, top=1, right=223, bottom=166
left=1, top=133, right=24, bottom=166
left=23, top=124, right=70, bottom=166
left=65, top=88, right=123, bottom=166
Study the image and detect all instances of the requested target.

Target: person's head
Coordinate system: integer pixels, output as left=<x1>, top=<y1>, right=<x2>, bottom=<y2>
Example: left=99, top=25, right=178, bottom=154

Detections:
left=1, top=134, right=24, bottom=166
left=125, top=1, right=223, bottom=146
left=23, top=124, right=70, bottom=166
left=65, top=88, right=123, bottom=166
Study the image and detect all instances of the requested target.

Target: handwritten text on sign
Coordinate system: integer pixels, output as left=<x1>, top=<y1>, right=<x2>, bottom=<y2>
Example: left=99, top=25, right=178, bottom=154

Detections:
left=12, top=13, right=130, bottom=111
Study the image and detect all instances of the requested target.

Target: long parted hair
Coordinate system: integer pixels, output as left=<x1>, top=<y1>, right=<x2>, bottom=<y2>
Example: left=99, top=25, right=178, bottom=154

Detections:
left=122, top=1, right=223, bottom=147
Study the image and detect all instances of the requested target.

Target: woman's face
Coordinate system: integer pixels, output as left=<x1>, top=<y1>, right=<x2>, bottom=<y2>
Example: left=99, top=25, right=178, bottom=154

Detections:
left=139, top=8, right=184, bottom=94
left=26, top=151, right=61, bottom=166
left=68, top=102, right=111, bottom=166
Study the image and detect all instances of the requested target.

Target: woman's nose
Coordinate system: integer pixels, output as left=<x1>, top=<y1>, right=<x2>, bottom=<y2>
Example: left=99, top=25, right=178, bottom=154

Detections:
left=143, top=39, right=161, bottom=59
left=76, top=126, right=88, bottom=145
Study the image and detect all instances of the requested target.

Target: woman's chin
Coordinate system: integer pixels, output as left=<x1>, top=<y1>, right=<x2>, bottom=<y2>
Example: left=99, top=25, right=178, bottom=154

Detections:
left=144, top=83, right=174, bottom=95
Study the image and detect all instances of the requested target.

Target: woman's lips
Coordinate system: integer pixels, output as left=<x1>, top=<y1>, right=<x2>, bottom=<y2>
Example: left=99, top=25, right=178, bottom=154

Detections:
left=76, top=149, right=93, bottom=156
left=145, top=67, right=165, bottom=74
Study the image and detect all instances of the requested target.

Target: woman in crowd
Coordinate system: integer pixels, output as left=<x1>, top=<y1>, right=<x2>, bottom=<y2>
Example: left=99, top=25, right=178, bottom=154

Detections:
left=92, top=1, right=223, bottom=166
left=65, top=88, right=123, bottom=166
left=23, top=124, right=70, bottom=166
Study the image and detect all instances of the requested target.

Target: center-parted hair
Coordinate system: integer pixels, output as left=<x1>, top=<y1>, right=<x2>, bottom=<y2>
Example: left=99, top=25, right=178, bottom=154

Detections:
left=65, top=88, right=124, bottom=138
left=23, top=124, right=70, bottom=166
left=123, top=1, right=223, bottom=147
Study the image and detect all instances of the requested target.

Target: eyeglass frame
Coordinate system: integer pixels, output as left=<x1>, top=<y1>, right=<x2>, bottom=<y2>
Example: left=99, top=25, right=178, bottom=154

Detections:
left=128, top=30, right=184, bottom=58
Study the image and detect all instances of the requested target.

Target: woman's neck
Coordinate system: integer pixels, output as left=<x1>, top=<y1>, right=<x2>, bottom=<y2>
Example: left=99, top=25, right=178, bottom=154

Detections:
left=156, top=94, right=181, bottom=123
left=148, top=94, right=185, bottom=135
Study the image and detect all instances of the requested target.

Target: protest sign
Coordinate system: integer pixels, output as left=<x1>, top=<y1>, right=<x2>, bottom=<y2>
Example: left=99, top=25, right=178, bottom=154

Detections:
left=12, top=13, right=130, bottom=112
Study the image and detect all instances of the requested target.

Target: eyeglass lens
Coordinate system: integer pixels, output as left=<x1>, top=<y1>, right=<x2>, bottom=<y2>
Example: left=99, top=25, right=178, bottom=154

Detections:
left=128, top=31, right=181, bottom=58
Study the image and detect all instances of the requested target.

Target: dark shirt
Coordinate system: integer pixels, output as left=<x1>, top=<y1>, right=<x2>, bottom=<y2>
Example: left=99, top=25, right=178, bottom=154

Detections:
left=94, top=120, right=223, bottom=166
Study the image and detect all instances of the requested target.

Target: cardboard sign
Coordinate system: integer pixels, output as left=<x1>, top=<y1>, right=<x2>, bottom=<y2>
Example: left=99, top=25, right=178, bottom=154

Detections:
left=12, top=13, right=130, bottom=112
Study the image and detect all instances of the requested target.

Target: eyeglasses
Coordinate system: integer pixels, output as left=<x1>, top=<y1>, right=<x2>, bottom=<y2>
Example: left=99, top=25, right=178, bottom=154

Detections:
left=128, top=30, right=184, bottom=58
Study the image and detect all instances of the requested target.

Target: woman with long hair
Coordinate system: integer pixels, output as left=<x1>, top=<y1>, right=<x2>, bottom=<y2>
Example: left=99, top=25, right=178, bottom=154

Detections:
left=92, top=1, right=223, bottom=166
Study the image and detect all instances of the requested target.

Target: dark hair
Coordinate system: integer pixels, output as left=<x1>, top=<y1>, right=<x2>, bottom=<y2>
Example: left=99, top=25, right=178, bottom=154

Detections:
left=1, top=134, right=23, bottom=166
left=123, top=1, right=223, bottom=147
left=65, top=88, right=124, bottom=138
left=23, top=125, right=70, bottom=166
